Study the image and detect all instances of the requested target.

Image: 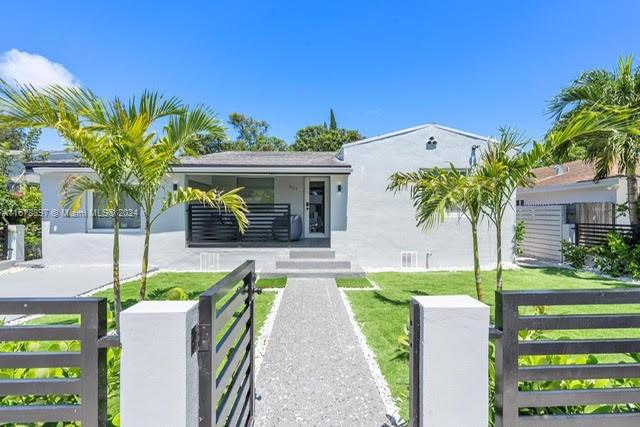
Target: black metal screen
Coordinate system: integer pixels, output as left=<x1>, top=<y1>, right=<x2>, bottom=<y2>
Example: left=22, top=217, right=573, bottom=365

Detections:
left=494, top=289, right=640, bottom=426
left=188, top=203, right=291, bottom=246
left=197, top=260, right=260, bottom=427
left=0, top=224, right=8, bottom=260
left=575, top=223, right=640, bottom=247
left=0, top=298, right=108, bottom=426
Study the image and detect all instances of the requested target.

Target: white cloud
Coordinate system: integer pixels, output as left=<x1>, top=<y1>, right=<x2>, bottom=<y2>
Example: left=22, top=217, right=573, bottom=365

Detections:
left=0, top=49, right=78, bottom=88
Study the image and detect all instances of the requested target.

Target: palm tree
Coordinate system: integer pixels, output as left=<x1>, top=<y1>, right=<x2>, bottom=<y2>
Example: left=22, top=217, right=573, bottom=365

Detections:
left=548, top=56, right=640, bottom=224
left=0, top=83, right=144, bottom=331
left=120, top=101, right=249, bottom=299
left=388, top=166, right=488, bottom=302
left=478, top=128, right=547, bottom=291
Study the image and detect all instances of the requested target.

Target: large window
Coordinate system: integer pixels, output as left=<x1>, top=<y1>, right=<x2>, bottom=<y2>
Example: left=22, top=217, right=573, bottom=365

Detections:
left=236, top=177, right=274, bottom=204
left=91, top=192, right=141, bottom=230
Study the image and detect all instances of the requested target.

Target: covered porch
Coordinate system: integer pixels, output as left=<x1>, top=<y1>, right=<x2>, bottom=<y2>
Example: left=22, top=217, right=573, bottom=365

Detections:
left=174, top=151, right=351, bottom=248
left=184, top=173, right=341, bottom=248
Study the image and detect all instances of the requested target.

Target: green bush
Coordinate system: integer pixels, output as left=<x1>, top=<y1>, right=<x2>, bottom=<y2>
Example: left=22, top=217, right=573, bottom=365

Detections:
left=592, top=232, right=633, bottom=277
left=560, top=240, right=590, bottom=269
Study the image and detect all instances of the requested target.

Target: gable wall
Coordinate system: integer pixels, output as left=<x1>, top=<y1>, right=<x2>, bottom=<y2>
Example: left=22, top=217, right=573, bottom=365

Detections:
left=333, top=125, right=516, bottom=270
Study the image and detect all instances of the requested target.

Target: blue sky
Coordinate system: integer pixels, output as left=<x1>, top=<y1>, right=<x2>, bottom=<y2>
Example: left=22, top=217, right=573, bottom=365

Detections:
left=1, top=0, right=638, bottom=150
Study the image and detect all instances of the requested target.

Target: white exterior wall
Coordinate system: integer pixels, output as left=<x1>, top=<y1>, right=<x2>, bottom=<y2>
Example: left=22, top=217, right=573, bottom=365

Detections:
left=333, top=125, right=515, bottom=270
left=40, top=172, right=188, bottom=266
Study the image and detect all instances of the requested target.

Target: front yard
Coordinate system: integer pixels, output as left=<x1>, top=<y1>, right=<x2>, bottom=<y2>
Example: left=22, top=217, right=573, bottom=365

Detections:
left=346, top=267, right=640, bottom=419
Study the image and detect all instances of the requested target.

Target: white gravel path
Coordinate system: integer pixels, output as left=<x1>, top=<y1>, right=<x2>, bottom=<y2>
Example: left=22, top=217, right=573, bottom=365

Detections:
left=255, top=278, right=393, bottom=426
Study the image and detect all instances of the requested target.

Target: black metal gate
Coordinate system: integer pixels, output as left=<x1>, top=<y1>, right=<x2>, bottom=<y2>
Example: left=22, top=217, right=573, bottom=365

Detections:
left=197, top=260, right=261, bottom=427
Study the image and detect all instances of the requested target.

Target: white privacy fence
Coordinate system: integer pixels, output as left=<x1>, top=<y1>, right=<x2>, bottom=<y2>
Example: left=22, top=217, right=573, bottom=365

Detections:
left=516, top=205, right=566, bottom=262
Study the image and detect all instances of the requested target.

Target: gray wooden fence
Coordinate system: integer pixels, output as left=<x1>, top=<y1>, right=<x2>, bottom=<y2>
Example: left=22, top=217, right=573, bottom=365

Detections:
left=516, top=205, right=565, bottom=262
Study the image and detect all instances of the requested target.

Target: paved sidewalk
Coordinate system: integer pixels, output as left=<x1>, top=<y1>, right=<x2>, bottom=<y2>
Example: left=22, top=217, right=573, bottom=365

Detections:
left=255, top=278, right=390, bottom=427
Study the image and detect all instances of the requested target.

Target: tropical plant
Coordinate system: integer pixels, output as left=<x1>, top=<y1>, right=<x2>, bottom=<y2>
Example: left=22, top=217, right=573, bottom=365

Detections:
left=0, top=83, right=138, bottom=332
left=113, top=97, right=248, bottom=300
left=479, top=128, right=548, bottom=291
left=560, top=240, right=590, bottom=269
left=548, top=56, right=640, bottom=224
left=388, top=165, right=488, bottom=301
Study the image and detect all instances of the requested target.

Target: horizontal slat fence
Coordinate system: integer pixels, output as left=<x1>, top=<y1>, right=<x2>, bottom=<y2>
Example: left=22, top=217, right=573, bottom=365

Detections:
left=516, top=205, right=565, bottom=261
left=494, top=289, right=640, bottom=427
left=0, top=298, right=108, bottom=426
left=198, top=260, right=259, bottom=427
left=188, top=203, right=291, bottom=246
left=575, top=223, right=640, bottom=247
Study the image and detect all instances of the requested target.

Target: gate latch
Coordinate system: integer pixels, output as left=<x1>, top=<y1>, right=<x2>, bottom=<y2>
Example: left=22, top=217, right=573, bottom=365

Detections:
left=191, top=324, right=212, bottom=355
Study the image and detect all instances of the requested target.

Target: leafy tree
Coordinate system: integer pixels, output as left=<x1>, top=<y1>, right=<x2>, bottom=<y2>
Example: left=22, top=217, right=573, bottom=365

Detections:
left=225, top=113, right=288, bottom=151
left=548, top=56, right=640, bottom=223
left=292, top=109, right=363, bottom=152
left=0, top=127, right=42, bottom=162
left=479, top=128, right=548, bottom=291
left=388, top=166, right=488, bottom=302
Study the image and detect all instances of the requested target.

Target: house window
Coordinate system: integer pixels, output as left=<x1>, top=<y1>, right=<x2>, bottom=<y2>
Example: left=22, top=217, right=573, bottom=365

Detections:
left=237, top=177, right=274, bottom=204
left=90, top=192, right=141, bottom=230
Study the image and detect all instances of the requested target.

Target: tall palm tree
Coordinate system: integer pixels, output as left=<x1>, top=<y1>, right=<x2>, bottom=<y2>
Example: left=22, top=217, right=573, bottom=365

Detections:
left=0, top=83, right=137, bottom=332
left=120, top=100, right=249, bottom=299
left=548, top=56, right=640, bottom=224
left=478, top=128, right=547, bottom=291
left=388, top=166, right=488, bottom=302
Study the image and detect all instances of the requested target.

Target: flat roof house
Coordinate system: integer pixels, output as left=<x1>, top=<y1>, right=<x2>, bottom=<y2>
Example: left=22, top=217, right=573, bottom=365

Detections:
left=31, top=124, right=514, bottom=272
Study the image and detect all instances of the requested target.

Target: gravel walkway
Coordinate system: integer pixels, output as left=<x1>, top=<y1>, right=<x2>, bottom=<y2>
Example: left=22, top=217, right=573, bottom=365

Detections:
left=255, top=278, right=391, bottom=427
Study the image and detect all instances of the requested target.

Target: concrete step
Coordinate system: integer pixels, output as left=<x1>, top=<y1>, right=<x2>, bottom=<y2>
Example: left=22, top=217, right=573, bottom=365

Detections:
left=288, top=249, right=336, bottom=259
left=261, top=269, right=366, bottom=278
left=275, top=259, right=351, bottom=270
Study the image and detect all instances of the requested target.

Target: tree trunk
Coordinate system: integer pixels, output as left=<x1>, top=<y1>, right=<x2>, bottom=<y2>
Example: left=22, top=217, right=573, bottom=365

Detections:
left=113, top=209, right=122, bottom=334
left=627, top=174, right=639, bottom=226
left=139, top=213, right=151, bottom=301
left=471, top=221, right=484, bottom=302
left=496, top=219, right=503, bottom=291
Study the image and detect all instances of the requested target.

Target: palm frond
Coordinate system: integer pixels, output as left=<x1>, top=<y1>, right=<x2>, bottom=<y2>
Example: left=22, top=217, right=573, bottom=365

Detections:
left=160, top=187, right=249, bottom=232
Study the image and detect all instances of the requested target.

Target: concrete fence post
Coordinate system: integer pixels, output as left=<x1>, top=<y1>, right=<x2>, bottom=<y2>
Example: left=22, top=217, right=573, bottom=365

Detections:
left=120, top=301, right=199, bottom=427
left=410, top=295, right=489, bottom=427
left=8, top=224, right=24, bottom=262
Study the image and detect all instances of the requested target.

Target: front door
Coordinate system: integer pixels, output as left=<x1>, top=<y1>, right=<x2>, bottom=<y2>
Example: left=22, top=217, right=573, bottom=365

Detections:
left=304, top=178, right=329, bottom=238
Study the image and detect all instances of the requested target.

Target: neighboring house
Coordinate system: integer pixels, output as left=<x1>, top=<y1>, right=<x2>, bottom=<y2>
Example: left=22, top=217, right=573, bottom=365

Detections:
left=517, top=160, right=633, bottom=225
left=31, top=124, right=515, bottom=271
left=8, top=150, right=77, bottom=190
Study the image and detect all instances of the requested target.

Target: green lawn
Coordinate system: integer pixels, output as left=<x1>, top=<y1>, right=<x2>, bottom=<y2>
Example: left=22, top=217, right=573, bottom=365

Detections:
left=346, top=267, right=639, bottom=419
left=257, top=276, right=287, bottom=289
left=335, top=277, right=372, bottom=288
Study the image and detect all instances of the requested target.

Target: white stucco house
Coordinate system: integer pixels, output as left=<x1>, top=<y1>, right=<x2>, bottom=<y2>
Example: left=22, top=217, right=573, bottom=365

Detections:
left=31, top=123, right=515, bottom=272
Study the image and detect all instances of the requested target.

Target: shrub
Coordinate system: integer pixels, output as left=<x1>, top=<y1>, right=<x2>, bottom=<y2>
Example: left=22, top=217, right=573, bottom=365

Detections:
left=592, top=232, right=632, bottom=276
left=560, top=240, right=590, bottom=269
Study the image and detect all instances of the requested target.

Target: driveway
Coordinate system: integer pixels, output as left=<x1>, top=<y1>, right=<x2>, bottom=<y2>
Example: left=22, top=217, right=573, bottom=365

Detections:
left=0, top=263, right=144, bottom=298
